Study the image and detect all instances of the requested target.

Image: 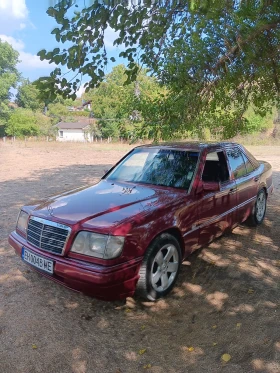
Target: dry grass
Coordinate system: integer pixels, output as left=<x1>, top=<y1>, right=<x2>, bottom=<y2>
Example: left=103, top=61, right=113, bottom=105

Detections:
left=1, top=138, right=135, bottom=152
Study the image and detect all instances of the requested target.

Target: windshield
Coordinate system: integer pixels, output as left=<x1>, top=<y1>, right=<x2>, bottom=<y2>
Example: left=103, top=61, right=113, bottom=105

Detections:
left=106, top=148, right=199, bottom=190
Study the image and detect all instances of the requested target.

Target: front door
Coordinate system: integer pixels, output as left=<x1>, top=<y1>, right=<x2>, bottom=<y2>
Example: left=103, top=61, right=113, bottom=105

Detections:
left=197, top=150, right=237, bottom=247
left=176, top=194, right=201, bottom=256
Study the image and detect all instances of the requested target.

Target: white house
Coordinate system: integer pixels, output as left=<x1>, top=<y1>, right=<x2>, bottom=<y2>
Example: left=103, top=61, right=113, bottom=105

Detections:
left=56, top=122, right=93, bottom=142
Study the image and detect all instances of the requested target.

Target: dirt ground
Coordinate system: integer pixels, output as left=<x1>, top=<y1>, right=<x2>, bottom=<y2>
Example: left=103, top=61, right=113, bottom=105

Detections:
left=0, top=140, right=279, bottom=373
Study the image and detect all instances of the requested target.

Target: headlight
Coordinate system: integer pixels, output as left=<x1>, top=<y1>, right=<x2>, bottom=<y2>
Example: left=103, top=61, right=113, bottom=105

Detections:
left=16, top=210, right=29, bottom=236
left=71, top=231, right=124, bottom=259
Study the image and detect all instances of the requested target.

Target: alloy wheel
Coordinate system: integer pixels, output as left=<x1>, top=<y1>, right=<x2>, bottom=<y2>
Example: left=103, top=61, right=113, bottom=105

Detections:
left=256, top=191, right=266, bottom=222
left=150, top=244, right=179, bottom=292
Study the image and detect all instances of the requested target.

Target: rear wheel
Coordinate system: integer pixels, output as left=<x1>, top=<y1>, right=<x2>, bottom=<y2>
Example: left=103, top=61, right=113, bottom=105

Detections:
left=136, top=233, right=182, bottom=301
left=247, top=188, right=267, bottom=226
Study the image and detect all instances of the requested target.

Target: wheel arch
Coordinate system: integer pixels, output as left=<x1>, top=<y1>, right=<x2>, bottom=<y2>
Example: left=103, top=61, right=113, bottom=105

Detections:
left=259, top=183, right=267, bottom=196
left=146, top=227, right=186, bottom=259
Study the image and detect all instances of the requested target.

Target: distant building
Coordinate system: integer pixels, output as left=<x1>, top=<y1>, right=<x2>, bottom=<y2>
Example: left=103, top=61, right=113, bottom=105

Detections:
left=8, top=102, right=18, bottom=109
left=67, top=100, right=92, bottom=112
left=82, top=100, right=92, bottom=111
left=56, top=122, right=93, bottom=142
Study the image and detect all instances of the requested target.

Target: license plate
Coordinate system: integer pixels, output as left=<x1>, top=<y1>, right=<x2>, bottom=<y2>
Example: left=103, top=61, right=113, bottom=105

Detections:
left=22, top=247, right=54, bottom=275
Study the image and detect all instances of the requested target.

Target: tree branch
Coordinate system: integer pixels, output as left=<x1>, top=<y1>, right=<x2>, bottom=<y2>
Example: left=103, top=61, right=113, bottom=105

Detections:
left=212, top=20, right=280, bottom=75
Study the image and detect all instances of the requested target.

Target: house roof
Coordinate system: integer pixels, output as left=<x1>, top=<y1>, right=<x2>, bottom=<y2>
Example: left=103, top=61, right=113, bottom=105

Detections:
left=8, top=102, right=18, bottom=108
left=82, top=100, right=92, bottom=106
left=57, top=122, right=90, bottom=130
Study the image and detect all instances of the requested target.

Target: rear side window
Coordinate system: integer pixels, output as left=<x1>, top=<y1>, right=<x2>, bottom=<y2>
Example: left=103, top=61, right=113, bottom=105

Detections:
left=241, top=153, right=255, bottom=174
left=227, top=148, right=247, bottom=179
left=243, top=148, right=259, bottom=170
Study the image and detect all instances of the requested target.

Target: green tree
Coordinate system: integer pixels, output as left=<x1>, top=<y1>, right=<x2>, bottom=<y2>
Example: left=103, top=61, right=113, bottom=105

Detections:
left=16, top=79, right=44, bottom=111
left=0, top=39, right=20, bottom=126
left=5, top=108, right=55, bottom=138
left=34, top=112, right=55, bottom=137
left=37, top=0, right=280, bottom=139
left=244, top=105, right=274, bottom=134
left=83, top=65, right=164, bottom=139
left=48, top=102, right=69, bottom=118
left=5, top=109, right=40, bottom=137
left=84, top=65, right=131, bottom=138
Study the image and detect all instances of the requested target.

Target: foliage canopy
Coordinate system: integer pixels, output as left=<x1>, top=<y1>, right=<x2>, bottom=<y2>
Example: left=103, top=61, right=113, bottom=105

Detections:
left=37, top=0, right=280, bottom=138
left=5, top=108, right=55, bottom=137
left=16, top=79, right=45, bottom=112
left=84, top=64, right=164, bottom=139
left=5, top=109, right=40, bottom=137
left=0, top=39, right=20, bottom=124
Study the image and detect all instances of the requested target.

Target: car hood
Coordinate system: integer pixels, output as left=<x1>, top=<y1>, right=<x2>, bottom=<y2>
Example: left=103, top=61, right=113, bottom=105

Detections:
left=28, top=180, right=172, bottom=226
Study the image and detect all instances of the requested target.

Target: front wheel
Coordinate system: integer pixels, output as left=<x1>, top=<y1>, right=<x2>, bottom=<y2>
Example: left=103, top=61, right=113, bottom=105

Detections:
left=247, top=188, right=267, bottom=226
left=136, top=233, right=182, bottom=301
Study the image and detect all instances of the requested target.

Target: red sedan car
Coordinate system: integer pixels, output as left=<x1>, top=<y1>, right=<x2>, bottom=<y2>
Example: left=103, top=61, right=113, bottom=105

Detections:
left=9, top=142, right=273, bottom=300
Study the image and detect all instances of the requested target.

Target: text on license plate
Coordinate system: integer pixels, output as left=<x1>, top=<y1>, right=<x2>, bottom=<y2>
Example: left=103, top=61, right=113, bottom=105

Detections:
left=22, top=248, right=54, bottom=275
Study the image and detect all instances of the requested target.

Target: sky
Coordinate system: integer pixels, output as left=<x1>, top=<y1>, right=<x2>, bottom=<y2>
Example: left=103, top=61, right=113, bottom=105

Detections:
left=0, top=0, right=124, bottom=96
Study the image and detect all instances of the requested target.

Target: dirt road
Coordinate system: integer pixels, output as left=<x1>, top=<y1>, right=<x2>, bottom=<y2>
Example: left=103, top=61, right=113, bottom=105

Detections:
left=0, top=141, right=279, bottom=373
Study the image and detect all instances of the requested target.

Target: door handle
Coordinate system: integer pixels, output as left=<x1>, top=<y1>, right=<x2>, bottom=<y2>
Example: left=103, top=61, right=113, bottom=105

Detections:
left=253, top=176, right=260, bottom=182
left=229, top=187, right=237, bottom=194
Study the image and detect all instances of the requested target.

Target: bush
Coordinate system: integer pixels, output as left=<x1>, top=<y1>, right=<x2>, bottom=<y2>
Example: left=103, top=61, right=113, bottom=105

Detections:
left=5, top=109, right=40, bottom=137
left=201, top=127, right=212, bottom=141
left=4, top=109, right=55, bottom=137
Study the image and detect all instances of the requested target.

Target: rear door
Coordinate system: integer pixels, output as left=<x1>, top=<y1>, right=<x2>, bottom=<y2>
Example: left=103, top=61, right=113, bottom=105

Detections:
left=226, top=146, right=254, bottom=223
left=240, top=150, right=260, bottom=199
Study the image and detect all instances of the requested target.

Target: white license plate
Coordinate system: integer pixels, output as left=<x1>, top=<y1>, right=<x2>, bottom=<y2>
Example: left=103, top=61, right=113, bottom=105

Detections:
left=22, top=248, right=54, bottom=275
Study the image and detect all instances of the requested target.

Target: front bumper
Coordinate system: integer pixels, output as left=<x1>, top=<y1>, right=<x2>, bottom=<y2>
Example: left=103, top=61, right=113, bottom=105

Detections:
left=9, top=231, right=142, bottom=300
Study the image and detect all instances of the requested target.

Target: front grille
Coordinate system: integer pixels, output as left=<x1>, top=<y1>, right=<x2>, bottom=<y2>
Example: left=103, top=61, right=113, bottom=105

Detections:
left=27, top=217, right=71, bottom=255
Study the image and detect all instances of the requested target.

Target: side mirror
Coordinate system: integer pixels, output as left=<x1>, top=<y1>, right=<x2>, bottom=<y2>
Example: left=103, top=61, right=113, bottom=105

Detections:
left=202, top=181, right=220, bottom=192
left=196, top=180, right=220, bottom=194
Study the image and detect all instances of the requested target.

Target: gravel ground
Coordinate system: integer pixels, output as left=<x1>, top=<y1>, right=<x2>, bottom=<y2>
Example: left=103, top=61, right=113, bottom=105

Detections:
left=0, top=141, right=279, bottom=373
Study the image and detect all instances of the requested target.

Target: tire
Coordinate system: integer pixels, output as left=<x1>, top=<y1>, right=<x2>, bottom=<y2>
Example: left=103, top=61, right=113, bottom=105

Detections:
left=136, top=233, right=182, bottom=301
left=247, top=188, right=267, bottom=226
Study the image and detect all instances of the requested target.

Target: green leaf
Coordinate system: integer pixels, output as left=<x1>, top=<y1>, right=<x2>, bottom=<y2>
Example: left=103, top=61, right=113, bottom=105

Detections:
left=37, top=49, right=46, bottom=59
left=51, top=27, right=60, bottom=35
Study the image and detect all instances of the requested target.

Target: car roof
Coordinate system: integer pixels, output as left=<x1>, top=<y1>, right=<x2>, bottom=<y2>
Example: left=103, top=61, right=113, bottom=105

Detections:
left=135, top=141, right=239, bottom=151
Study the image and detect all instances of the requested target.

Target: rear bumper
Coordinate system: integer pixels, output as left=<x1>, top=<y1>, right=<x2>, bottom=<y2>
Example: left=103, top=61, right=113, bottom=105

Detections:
left=9, top=231, right=142, bottom=300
